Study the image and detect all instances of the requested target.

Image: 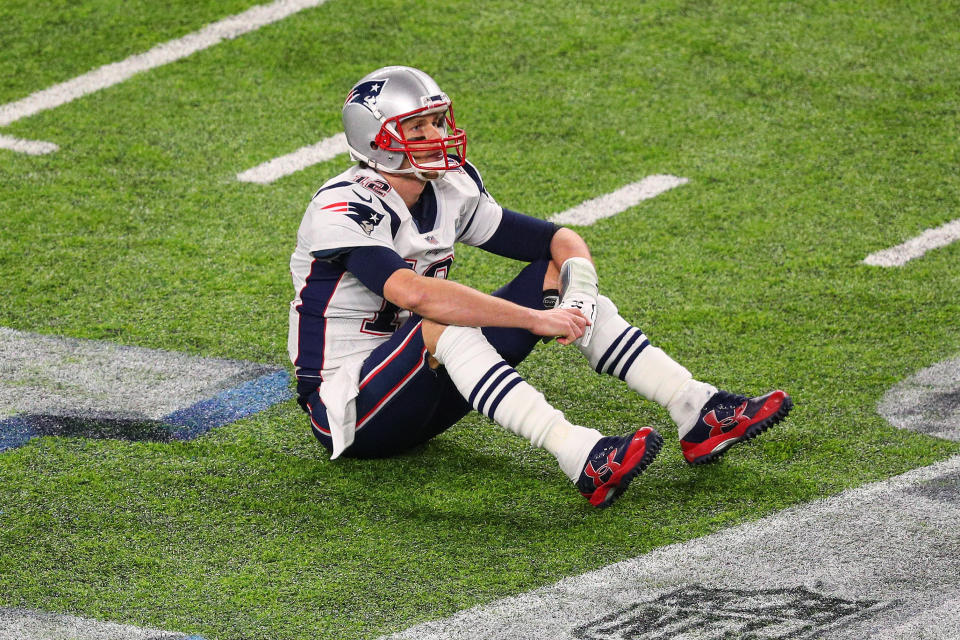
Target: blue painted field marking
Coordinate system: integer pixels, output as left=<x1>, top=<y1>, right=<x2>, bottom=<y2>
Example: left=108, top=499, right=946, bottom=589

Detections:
left=0, top=370, right=292, bottom=453
left=0, top=327, right=293, bottom=453
left=0, top=416, right=36, bottom=453
left=164, top=369, right=293, bottom=439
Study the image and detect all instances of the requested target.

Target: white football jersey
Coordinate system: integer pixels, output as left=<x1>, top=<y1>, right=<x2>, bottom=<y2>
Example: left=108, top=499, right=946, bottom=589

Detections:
left=288, top=162, right=503, bottom=381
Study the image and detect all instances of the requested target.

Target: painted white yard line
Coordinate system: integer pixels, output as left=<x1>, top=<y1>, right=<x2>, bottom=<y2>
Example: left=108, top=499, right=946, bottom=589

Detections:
left=548, top=174, right=689, bottom=226
left=863, top=217, right=960, bottom=267
left=381, top=358, right=960, bottom=640
left=381, top=454, right=960, bottom=640
left=0, top=607, right=204, bottom=640
left=0, top=134, right=58, bottom=155
left=0, top=0, right=327, bottom=154
left=236, top=132, right=348, bottom=183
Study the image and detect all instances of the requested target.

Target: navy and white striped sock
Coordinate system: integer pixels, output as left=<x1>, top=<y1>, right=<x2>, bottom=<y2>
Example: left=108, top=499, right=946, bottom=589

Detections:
left=467, top=360, right=524, bottom=422
left=592, top=325, right=651, bottom=381
left=433, top=325, right=602, bottom=481
left=582, top=296, right=716, bottom=434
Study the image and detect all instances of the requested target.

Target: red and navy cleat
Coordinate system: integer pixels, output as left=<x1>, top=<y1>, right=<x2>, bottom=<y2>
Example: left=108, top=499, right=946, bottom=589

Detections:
left=681, top=390, right=792, bottom=465
left=576, top=427, right=663, bottom=508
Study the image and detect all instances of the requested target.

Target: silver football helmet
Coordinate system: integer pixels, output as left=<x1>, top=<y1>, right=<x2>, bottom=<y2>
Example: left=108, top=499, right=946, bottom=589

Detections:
left=341, top=66, right=467, bottom=180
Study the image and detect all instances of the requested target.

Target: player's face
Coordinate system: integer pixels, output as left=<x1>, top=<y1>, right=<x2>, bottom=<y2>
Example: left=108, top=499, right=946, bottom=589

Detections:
left=398, top=112, right=447, bottom=164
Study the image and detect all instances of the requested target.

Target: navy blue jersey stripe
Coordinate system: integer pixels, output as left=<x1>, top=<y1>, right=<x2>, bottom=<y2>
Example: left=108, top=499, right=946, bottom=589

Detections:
left=409, top=182, right=439, bottom=233
left=298, top=259, right=346, bottom=310
left=458, top=205, right=480, bottom=240
left=617, top=338, right=650, bottom=381
left=380, top=198, right=402, bottom=238
left=311, top=247, right=350, bottom=261
left=594, top=327, right=633, bottom=374
left=294, top=260, right=346, bottom=371
left=460, top=159, right=486, bottom=194
left=312, top=180, right=354, bottom=199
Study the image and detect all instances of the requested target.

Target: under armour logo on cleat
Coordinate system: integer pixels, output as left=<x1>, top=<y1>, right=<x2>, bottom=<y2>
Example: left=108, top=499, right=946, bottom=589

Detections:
left=703, top=401, right=751, bottom=438
left=585, top=449, right=621, bottom=487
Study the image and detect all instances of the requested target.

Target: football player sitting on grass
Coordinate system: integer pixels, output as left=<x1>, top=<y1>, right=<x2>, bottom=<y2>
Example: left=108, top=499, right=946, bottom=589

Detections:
left=288, top=66, right=792, bottom=507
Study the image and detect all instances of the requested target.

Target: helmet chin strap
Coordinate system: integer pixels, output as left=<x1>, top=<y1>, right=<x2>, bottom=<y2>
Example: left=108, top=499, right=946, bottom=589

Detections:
left=409, top=150, right=454, bottom=180
left=350, top=147, right=447, bottom=181
left=390, top=150, right=449, bottom=181
left=377, top=158, right=446, bottom=181
left=413, top=166, right=445, bottom=181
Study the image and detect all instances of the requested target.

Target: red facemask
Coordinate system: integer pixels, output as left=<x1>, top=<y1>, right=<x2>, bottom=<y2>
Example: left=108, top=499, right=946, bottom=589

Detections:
left=374, top=102, right=467, bottom=173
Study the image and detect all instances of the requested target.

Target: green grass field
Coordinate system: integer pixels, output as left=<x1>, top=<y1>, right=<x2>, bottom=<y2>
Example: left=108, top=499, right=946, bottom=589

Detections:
left=2, top=1, right=959, bottom=638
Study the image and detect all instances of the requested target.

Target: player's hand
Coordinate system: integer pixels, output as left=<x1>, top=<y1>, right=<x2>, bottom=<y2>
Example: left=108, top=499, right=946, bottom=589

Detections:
left=530, top=307, right=590, bottom=346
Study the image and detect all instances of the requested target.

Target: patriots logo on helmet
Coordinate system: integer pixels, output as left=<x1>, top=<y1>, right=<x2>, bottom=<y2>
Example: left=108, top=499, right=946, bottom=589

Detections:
left=344, top=79, right=388, bottom=113
left=322, top=201, right=385, bottom=236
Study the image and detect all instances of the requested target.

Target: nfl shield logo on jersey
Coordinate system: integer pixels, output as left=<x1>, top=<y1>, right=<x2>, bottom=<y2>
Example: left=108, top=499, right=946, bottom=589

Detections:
left=344, top=79, right=388, bottom=112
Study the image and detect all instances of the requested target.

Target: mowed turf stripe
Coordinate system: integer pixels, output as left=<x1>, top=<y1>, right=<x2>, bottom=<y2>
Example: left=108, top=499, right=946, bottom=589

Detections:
left=0, top=327, right=291, bottom=452
left=863, top=218, right=960, bottom=267
left=0, top=607, right=205, bottom=640
left=0, top=0, right=328, bottom=145
left=381, top=360, right=960, bottom=640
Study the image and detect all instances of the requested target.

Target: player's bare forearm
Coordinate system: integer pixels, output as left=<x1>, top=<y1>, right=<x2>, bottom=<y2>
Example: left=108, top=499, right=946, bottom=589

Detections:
left=549, top=227, right=592, bottom=272
left=382, top=269, right=587, bottom=343
left=539, top=227, right=593, bottom=292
